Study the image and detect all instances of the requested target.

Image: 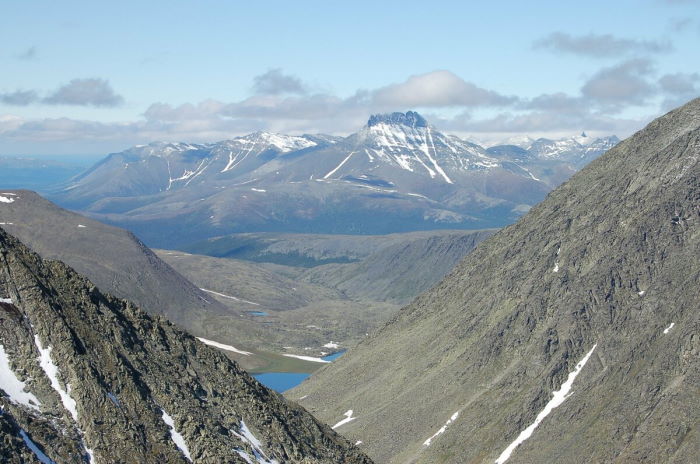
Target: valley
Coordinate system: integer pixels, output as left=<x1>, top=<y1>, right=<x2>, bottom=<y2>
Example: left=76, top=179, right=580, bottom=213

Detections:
left=4, top=3, right=698, bottom=462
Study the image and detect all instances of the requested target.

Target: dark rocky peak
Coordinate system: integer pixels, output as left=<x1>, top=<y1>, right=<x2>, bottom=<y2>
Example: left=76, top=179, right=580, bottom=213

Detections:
left=367, top=111, right=428, bottom=128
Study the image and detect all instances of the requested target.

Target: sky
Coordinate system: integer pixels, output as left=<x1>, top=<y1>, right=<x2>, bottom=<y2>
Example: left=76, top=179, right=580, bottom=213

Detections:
left=1, top=0, right=699, bottom=155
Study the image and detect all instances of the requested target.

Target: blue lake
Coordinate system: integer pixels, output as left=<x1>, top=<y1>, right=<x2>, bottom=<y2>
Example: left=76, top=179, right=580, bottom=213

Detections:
left=254, top=351, right=346, bottom=392
left=247, top=311, right=269, bottom=316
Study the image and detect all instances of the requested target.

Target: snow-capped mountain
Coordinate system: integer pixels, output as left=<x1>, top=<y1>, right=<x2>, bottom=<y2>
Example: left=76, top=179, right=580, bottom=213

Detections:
left=52, top=112, right=618, bottom=248
left=526, top=133, right=620, bottom=164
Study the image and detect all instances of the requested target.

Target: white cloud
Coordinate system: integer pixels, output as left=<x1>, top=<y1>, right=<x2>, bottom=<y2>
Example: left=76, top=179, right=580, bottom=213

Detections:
left=44, top=78, right=124, bottom=107
left=0, top=90, right=38, bottom=106
left=253, top=69, right=307, bottom=95
left=1, top=64, right=694, bottom=154
left=581, top=59, right=657, bottom=110
left=371, top=70, right=516, bottom=108
left=534, top=32, right=672, bottom=58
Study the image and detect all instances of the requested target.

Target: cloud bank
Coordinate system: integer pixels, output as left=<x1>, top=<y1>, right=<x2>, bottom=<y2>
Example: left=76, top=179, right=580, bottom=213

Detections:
left=1, top=62, right=696, bottom=153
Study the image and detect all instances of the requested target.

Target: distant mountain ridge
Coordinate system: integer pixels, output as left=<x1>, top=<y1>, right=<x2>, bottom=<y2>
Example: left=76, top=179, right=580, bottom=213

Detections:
left=51, top=113, right=618, bottom=248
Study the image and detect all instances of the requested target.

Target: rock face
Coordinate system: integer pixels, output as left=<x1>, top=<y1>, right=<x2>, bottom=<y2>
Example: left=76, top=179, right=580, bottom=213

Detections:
left=0, top=228, right=372, bottom=463
left=290, top=100, right=700, bottom=463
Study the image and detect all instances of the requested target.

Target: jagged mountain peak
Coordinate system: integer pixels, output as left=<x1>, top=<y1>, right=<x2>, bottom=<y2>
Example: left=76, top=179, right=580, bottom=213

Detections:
left=367, top=111, right=428, bottom=129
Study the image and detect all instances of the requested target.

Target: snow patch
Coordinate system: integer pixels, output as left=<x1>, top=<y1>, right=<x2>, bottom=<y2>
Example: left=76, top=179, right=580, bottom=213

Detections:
left=423, top=411, right=459, bottom=447
left=552, top=263, right=559, bottom=273
left=251, top=188, right=266, bottom=193
left=0, top=196, right=15, bottom=203
left=332, top=410, right=356, bottom=429
left=355, top=440, right=363, bottom=445
left=197, top=337, right=251, bottom=356
left=323, top=342, right=339, bottom=349
left=200, top=288, right=259, bottom=305
left=495, top=344, right=598, bottom=464
left=638, top=290, right=645, bottom=296
left=232, top=420, right=279, bottom=464
left=235, top=449, right=255, bottom=464
left=77, top=224, right=86, bottom=228
left=663, top=323, right=675, bottom=334
left=20, top=429, right=55, bottom=464
left=282, top=354, right=330, bottom=363
left=324, top=151, right=355, bottom=179
left=34, top=335, right=78, bottom=422
left=0, top=298, right=12, bottom=304
left=161, top=409, right=192, bottom=462
left=107, top=392, right=121, bottom=407
left=0, top=344, right=41, bottom=411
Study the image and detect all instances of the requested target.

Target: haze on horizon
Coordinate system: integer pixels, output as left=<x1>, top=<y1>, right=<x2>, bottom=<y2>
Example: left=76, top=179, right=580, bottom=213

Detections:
left=1, top=0, right=699, bottom=156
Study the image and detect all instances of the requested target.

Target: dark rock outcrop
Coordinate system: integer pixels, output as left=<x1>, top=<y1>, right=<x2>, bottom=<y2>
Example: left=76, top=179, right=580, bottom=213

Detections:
left=0, top=227, right=371, bottom=463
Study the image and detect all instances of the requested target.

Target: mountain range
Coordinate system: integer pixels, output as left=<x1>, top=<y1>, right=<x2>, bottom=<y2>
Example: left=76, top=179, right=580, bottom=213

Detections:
left=51, top=112, right=617, bottom=248
left=290, top=99, right=700, bottom=462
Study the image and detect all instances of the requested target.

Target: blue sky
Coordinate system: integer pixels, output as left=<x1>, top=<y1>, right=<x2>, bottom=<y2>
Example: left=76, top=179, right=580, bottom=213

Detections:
left=1, top=0, right=699, bottom=155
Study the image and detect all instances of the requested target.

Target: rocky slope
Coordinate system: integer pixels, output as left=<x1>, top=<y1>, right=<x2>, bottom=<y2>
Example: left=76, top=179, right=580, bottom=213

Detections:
left=290, top=100, right=700, bottom=463
left=0, top=226, right=371, bottom=463
left=156, top=229, right=493, bottom=361
left=0, top=190, right=231, bottom=331
left=300, top=229, right=496, bottom=305
left=51, top=113, right=616, bottom=248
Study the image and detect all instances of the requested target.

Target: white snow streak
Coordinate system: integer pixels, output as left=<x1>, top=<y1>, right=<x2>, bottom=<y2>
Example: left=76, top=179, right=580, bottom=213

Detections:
left=222, top=134, right=259, bottom=172
left=324, top=151, right=355, bottom=179
left=0, top=344, right=41, bottom=411
left=332, top=410, right=356, bottom=429
left=34, top=335, right=78, bottom=422
left=424, top=127, right=453, bottom=183
left=233, top=420, right=279, bottom=464
left=495, top=344, right=598, bottom=464
left=323, top=342, right=339, bottom=349
left=33, top=335, right=94, bottom=462
left=161, top=409, right=192, bottom=461
left=235, top=449, right=255, bottom=463
left=0, top=298, right=12, bottom=304
left=0, top=196, right=15, bottom=203
left=199, top=288, right=260, bottom=306
left=77, top=224, right=86, bottom=228
left=197, top=337, right=251, bottom=356
left=423, top=411, right=459, bottom=447
left=282, top=354, right=330, bottom=363
left=250, top=188, right=266, bottom=192
left=20, top=430, right=55, bottom=464
left=663, top=323, right=675, bottom=334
